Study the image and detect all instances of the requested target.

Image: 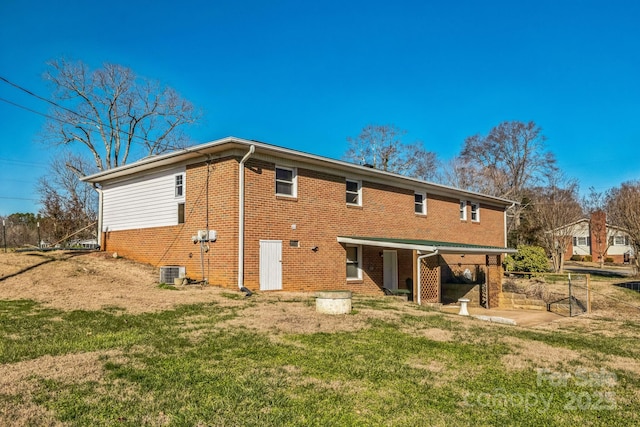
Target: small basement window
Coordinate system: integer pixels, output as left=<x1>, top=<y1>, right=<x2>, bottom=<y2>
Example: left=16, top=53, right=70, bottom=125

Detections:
left=289, top=240, right=300, bottom=248
left=346, top=245, right=362, bottom=280
left=177, top=203, right=185, bottom=224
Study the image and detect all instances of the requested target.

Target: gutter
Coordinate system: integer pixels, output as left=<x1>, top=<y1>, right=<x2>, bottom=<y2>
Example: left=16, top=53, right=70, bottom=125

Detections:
left=238, top=145, right=255, bottom=290
left=92, top=183, right=103, bottom=248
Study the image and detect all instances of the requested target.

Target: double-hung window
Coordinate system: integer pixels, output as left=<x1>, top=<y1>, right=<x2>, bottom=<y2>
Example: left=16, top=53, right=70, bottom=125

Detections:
left=613, top=235, right=629, bottom=246
left=574, top=236, right=589, bottom=246
left=275, top=166, right=297, bottom=197
left=346, top=245, right=362, bottom=280
left=175, top=174, right=184, bottom=197
left=460, top=200, right=467, bottom=220
left=415, top=192, right=426, bottom=215
left=346, top=179, right=361, bottom=206
left=470, top=202, right=480, bottom=222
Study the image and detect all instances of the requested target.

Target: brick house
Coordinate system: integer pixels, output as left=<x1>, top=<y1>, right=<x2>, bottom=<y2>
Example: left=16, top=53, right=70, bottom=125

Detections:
left=82, top=137, right=516, bottom=306
left=563, top=211, right=634, bottom=264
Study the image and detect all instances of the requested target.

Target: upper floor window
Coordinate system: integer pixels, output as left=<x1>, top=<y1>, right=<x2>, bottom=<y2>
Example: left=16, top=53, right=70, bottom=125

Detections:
left=175, top=174, right=184, bottom=197
left=275, top=166, right=297, bottom=197
left=460, top=200, right=467, bottom=220
left=470, top=202, right=480, bottom=222
left=415, top=192, right=426, bottom=215
left=346, top=179, right=362, bottom=206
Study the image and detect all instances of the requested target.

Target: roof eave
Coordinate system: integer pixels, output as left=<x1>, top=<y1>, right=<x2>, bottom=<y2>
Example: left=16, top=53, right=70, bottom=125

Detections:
left=81, top=136, right=517, bottom=207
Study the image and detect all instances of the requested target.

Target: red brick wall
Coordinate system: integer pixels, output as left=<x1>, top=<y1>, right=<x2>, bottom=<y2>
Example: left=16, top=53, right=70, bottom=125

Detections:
left=102, top=154, right=507, bottom=293
left=102, top=157, right=240, bottom=286
left=590, top=211, right=607, bottom=262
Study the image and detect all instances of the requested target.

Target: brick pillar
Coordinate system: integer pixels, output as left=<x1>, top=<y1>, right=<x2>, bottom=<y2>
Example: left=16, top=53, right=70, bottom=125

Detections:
left=590, top=211, right=607, bottom=261
left=486, top=255, right=503, bottom=309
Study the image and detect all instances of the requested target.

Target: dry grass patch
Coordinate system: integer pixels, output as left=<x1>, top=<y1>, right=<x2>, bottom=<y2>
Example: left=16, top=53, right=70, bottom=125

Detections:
left=0, top=350, right=122, bottom=427
left=500, top=336, right=583, bottom=371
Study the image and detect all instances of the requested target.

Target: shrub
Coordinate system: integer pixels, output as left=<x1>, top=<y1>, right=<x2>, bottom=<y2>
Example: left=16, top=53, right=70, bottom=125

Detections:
left=605, top=257, right=614, bottom=263
left=503, top=245, right=550, bottom=273
left=584, top=255, right=592, bottom=262
left=570, top=255, right=584, bottom=261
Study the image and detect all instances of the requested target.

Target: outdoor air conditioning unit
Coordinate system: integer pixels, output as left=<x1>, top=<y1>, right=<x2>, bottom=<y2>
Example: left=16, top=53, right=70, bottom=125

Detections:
left=159, top=266, right=186, bottom=283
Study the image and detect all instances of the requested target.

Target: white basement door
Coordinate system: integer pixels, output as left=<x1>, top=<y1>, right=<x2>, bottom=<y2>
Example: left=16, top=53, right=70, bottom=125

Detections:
left=383, top=250, right=398, bottom=290
left=259, top=240, right=283, bottom=291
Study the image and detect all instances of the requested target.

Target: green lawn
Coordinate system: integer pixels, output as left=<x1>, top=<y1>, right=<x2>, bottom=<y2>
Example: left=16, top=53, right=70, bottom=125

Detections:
left=1, top=293, right=639, bottom=426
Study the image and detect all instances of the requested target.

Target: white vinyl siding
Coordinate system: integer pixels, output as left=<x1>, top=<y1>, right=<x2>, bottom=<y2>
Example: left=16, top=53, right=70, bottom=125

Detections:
left=102, top=166, right=186, bottom=231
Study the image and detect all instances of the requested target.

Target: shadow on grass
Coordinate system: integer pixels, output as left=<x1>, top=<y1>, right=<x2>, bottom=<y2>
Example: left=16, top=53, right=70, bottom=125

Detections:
left=614, top=281, right=640, bottom=293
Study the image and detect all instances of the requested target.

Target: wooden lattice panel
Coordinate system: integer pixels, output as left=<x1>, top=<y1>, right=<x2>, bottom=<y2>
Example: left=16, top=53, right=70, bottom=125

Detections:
left=420, top=256, right=440, bottom=303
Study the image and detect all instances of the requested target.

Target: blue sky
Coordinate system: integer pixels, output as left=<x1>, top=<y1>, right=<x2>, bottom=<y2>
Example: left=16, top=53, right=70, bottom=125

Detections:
left=1, top=0, right=639, bottom=216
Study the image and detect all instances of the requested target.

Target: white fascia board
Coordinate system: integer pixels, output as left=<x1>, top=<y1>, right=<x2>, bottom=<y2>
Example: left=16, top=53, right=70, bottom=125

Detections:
left=337, top=237, right=517, bottom=255
left=82, top=136, right=516, bottom=207
left=337, top=236, right=437, bottom=252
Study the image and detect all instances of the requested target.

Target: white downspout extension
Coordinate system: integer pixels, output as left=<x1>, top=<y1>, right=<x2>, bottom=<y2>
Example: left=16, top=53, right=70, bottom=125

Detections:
left=505, top=202, right=516, bottom=248
left=417, top=250, right=439, bottom=305
left=238, top=145, right=255, bottom=289
left=93, top=184, right=103, bottom=249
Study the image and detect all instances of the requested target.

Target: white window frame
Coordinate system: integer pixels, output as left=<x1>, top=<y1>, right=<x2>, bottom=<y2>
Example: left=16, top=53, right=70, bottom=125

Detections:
left=574, top=236, right=589, bottom=246
left=346, top=244, right=362, bottom=280
left=415, top=192, right=426, bottom=215
left=346, top=179, right=362, bottom=206
left=470, top=201, right=480, bottom=222
left=275, top=166, right=297, bottom=197
left=460, top=200, right=467, bottom=221
left=175, top=174, right=184, bottom=198
left=613, top=235, right=627, bottom=246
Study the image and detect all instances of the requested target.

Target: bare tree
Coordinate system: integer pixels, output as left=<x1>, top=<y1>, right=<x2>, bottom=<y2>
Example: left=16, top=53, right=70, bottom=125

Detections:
left=454, top=121, right=557, bottom=245
left=605, top=181, right=640, bottom=274
left=37, top=59, right=200, bottom=238
left=42, top=59, right=200, bottom=172
left=527, top=175, right=583, bottom=272
left=344, top=124, right=439, bottom=181
left=37, top=152, right=97, bottom=243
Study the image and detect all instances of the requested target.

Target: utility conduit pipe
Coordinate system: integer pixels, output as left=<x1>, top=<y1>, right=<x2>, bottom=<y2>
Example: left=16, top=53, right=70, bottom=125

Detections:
left=238, top=145, right=255, bottom=290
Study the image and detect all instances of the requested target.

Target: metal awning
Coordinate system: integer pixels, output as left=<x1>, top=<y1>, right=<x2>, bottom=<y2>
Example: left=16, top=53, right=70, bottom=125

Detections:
left=337, top=236, right=517, bottom=255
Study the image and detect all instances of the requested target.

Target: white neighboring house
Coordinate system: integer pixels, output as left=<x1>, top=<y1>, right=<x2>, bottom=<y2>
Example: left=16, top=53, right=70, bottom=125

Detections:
left=564, top=213, right=634, bottom=263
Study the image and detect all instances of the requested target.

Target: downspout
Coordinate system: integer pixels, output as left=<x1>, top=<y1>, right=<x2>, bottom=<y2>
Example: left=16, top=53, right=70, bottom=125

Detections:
left=238, top=145, right=255, bottom=290
left=92, top=183, right=103, bottom=249
left=505, top=202, right=516, bottom=248
left=416, top=250, right=439, bottom=305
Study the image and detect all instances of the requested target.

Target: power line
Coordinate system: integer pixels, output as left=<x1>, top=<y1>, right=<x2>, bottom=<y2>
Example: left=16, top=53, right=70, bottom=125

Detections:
left=0, top=196, right=40, bottom=201
left=0, top=75, right=173, bottom=149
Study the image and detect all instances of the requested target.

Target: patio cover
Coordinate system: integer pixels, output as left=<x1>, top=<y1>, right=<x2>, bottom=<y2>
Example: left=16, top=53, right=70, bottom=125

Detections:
left=337, top=236, right=517, bottom=255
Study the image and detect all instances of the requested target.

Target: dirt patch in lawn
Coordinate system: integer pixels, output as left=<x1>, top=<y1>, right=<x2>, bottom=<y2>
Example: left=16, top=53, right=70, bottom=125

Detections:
left=0, top=251, right=247, bottom=314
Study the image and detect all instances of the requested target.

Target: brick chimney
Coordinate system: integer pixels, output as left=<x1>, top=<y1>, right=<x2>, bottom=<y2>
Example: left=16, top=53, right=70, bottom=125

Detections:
left=590, top=210, right=607, bottom=260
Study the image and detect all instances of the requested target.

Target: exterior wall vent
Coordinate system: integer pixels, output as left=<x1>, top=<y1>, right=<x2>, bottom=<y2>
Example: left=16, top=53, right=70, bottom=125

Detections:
left=159, top=266, right=186, bottom=283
